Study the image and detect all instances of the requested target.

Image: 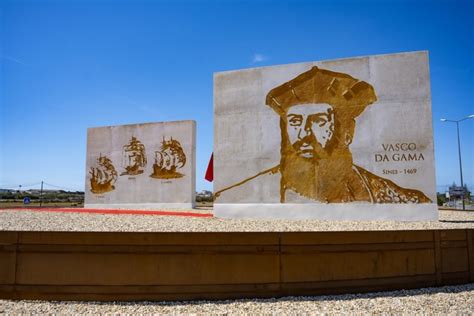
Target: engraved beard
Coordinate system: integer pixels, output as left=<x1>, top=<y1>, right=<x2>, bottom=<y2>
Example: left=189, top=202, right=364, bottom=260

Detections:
left=279, top=110, right=358, bottom=202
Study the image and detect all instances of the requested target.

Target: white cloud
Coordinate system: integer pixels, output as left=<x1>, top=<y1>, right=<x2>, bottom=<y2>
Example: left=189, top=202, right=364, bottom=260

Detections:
left=1, top=55, right=26, bottom=66
left=251, top=53, right=267, bottom=64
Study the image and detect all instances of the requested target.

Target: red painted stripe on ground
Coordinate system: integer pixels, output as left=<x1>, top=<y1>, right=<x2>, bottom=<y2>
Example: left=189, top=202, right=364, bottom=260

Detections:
left=1, top=207, right=213, bottom=217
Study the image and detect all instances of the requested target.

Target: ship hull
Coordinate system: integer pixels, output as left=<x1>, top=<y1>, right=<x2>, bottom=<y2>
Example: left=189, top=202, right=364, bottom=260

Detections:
left=90, top=179, right=115, bottom=194
left=121, top=164, right=144, bottom=176
left=150, top=164, right=184, bottom=179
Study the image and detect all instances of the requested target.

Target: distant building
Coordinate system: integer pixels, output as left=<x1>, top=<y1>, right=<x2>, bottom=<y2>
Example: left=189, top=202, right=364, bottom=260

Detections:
left=196, top=190, right=213, bottom=202
left=199, top=190, right=213, bottom=198
left=448, top=183, right=470, bottom=199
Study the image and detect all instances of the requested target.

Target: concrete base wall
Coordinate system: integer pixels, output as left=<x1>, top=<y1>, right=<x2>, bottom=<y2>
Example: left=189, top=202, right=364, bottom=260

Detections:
left=1, top=229, right=472, bottom=301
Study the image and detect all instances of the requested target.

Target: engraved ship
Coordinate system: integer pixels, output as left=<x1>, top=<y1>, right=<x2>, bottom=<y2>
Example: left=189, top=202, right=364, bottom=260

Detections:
left=89, top=154, right=117, bottom=194
left=121, top=136, right=147, bottom=176
left=150, top=137, right=186, bottom=179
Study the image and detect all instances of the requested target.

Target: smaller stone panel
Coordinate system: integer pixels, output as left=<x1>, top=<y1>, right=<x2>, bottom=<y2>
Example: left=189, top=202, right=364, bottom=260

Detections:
left=85, top=120, right=196, bottom=209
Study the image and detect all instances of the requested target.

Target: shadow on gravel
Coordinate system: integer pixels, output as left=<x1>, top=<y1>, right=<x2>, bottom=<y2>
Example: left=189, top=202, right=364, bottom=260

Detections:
left=439, top=220, right=474, bottom=223
left=67, top=283, right=474, bottom=307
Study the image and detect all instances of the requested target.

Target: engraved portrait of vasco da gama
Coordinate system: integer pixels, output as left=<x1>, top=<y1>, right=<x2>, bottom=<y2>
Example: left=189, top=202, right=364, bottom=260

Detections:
left=215, top=66, right=431, bottom=204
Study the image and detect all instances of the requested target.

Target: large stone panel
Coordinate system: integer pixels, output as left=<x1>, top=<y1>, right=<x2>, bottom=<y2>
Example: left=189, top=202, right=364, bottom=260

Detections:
left=214, top=51, right=437, bottom=220
left=85, top=120, right=195, bottom=209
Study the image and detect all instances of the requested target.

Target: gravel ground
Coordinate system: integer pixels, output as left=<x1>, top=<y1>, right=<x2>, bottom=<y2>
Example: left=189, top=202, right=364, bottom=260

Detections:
left=1, top=209, right=473, bottom=313
left=1, top=283, right=473, bottom=314
left=0, top=209, right=473, bottom=232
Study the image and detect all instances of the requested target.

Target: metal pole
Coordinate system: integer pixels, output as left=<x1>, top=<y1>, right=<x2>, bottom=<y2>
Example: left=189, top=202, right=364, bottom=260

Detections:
left=40, top=181, right=44, bottom=207
left=456, top=122, right=465, bottom=211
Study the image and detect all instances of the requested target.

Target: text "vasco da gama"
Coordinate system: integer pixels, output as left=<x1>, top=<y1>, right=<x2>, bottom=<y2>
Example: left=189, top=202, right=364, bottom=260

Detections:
left=375, top=143, right=425, bottom=162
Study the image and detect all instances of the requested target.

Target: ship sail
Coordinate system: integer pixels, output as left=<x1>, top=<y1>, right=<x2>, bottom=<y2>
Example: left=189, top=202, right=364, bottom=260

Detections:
left=121, top=136, right=147, bottom=176
left=90, top=154, right=117, bottom=194
left=150, top=137, right=187, bottom=179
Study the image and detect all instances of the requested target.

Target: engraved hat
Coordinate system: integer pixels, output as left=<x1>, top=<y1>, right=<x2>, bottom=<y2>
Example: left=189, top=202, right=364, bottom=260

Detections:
left=265, top=66, right=377, bottom=118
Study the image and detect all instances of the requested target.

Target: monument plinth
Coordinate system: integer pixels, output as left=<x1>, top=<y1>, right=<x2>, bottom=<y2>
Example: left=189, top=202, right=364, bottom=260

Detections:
left=85, top=120, right=196, bottom=209
left=214, top=51, right=437, bottom=220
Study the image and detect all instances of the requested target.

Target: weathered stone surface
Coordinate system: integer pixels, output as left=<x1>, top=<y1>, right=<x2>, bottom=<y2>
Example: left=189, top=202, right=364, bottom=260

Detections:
left=85, top=120, right=196, bottom=209
left=214, top=52, right=437, bottom=220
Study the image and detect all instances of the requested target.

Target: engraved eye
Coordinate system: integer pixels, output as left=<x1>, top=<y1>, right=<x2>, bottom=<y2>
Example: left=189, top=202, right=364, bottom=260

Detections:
left=288, top=115, right=303, bottom=126
left=314, top=116, right=328, bottom=126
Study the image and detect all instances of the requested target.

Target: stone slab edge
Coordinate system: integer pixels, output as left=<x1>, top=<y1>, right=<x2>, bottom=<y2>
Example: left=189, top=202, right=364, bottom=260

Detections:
left=214, top=203, right=438, bottom=221
left=84, top=203, right=195, bottom=210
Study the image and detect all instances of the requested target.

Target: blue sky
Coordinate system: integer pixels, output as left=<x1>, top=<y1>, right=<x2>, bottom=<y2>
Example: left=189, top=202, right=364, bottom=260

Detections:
left=1, top=0, right=473, bottom=192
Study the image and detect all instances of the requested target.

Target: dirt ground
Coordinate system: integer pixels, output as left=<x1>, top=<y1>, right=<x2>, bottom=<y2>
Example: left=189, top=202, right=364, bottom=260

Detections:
left=0, top=201, right=84, bottom=208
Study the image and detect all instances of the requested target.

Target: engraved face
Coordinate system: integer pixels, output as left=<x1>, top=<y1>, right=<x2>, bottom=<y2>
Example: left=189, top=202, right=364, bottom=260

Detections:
left=286, top=103, right=335, bottom=159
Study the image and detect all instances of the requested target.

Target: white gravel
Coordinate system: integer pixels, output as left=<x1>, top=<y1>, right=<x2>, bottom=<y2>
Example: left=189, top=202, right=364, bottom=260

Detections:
left=1, top=208, right=473, bottom=313
left=0, top=209, right=473, bottom=232
left=1, top=283, right=473, bottom=314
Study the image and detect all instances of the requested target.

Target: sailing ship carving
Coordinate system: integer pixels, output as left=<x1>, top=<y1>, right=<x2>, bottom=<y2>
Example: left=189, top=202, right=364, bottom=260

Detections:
left=150, top=137, right=186, bottom=179
left=120, top=136, right=147, bottom=176
left=89, top=154, right=118, bottom=194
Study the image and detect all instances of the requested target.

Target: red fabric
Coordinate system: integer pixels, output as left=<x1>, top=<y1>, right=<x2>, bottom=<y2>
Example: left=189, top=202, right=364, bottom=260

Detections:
left=205, top=153, right=213, bottom=182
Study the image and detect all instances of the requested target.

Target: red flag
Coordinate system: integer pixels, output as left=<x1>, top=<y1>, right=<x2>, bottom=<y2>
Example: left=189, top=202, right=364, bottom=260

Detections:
left=205, top=153, right=213, bottom=182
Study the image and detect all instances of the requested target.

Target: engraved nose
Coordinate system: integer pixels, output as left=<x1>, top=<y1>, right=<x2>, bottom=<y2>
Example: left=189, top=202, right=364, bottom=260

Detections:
left=297, top=125, right=312, bottom=140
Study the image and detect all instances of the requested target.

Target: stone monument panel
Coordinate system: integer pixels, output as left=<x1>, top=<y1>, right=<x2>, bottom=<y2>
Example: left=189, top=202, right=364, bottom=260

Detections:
left=85, top=120, right=196, bottom=209
left=214, top=51, right=437, bottom=220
